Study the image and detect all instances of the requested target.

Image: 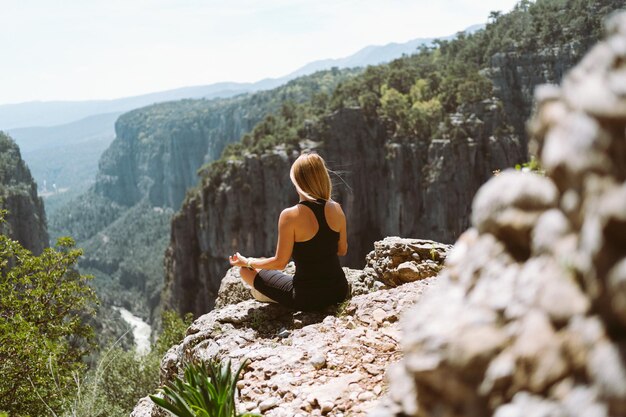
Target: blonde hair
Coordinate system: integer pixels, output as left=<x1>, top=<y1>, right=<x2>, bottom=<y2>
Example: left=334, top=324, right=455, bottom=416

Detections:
left=290, top=152, right=332, bottom=201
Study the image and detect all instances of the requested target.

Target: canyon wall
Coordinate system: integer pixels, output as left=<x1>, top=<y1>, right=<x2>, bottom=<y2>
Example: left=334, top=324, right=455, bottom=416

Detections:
left=0, top=132, right=48, bottom=254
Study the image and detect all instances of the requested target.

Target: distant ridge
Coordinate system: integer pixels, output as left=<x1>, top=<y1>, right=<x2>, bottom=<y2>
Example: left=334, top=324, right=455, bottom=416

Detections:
left=287, top=24, right=484, bottom=78
left=1, top=24, right=484, bottom=131
left=4, top=23, right=484, bottom=204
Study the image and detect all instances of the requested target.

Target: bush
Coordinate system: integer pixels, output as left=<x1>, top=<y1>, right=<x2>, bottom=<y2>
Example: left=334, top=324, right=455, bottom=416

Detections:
left=0, top=210, right=96, bottom=416
left=60, top=309, right=192, bottom=417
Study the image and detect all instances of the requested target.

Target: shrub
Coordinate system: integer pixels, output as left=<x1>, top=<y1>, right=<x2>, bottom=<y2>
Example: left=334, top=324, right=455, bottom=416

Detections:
left=0, top=210, right=96, bottom=416
left=150, top=358, right=259, bottom=417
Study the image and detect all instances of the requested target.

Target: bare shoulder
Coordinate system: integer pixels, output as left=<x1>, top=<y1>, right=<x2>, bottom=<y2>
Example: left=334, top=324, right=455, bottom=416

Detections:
left=325, top=199, right=345, bottom=231
left=327, top=200, right=345, bottom=216
left=280, top=205, right=299, bottom=221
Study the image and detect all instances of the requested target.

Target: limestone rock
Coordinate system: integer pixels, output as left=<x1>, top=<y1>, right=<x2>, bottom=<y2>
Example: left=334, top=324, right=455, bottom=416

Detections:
left=132, top=239, right=441, bottom=417
left=472, top=170, right=558, bottom=260
left=364, top=237, right=451, bottom=287
left=0, top=133, right=48, bottom=254
left=375, top=13, right=626, bottom=417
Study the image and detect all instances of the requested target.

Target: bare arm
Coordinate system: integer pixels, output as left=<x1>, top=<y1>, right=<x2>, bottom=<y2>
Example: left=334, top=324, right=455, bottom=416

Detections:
left=229, top=208, right=295, bottom=270
left=335, top=203, right=348, bottom=256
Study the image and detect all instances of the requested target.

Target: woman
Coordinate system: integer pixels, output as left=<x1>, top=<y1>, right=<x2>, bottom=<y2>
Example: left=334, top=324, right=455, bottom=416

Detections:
left=229, top=152, right=349, bottom=311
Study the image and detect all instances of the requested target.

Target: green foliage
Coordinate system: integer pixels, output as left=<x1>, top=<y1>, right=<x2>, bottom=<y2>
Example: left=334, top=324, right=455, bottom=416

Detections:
left=0, top=132, right=33, bottom=195
left=515, top=155, right=544, bottom=175
left=64, top=345, right=160, bottom=417
left=58, top=309, right=191, bottom=417
left=380, top=85, right=410, bottom=131
left=150, top=359, right=258, bottom=417
left=49, top=191, right=127, bottom=243
left=155, top=310, right=194, bottom=357
left=481, top=0, right=624, bottom=61
left=0, top=210, right=96, bottom=416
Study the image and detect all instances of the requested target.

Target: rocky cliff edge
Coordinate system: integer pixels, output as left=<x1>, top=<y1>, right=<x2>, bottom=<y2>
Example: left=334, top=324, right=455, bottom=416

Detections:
left=131, top=237, right=451, bottom=417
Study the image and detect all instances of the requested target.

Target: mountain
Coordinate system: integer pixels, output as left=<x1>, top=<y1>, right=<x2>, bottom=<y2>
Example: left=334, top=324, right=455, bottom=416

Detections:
left=280, top=24, right=484, bottom=79
left=161, top=0, right=621, bottom=317
left=0, top=132, right=48, bottom=254
left=8, top=111, right=121, bottom=153
left=0, top=83, right=270, bottom=131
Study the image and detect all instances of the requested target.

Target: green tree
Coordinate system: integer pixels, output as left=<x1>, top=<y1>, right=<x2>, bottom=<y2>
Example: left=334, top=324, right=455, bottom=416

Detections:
left=379, top=85, right=410, bottom=133
left=409, top=98, right=443, bottom=140
left=155, top=310, right=194, bottom=356
left=0, top=210, right=96, bottom=416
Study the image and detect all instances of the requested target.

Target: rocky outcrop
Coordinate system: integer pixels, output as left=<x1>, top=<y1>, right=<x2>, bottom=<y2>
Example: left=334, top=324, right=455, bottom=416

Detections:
left=213, top=237, right=445, bottom=310
left=373, top=13, right=626, bottom=417
left=0, top=132, right=48, bottom=253
left=364, top=237, right=451, bottom=287
left=132, top=238, right=449, bottom=417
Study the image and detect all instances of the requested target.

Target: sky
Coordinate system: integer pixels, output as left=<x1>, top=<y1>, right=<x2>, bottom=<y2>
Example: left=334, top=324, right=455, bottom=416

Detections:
left=0, top=0, right=520, bottom=105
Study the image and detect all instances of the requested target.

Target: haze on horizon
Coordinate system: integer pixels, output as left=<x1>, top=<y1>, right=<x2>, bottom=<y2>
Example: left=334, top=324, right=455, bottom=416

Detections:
left=1, top=0, right=520, bottom=105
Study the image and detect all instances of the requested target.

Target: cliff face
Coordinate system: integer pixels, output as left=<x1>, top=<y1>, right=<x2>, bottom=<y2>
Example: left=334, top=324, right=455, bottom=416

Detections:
left=489, top=43, right=585, bottom=136
left=162, top=101, right=525, bottom=316
left=94, top=101, right=256, bottom=209
left=89, top=68, right=360, bottom=213
left=0, top=132, right=48, bottom=254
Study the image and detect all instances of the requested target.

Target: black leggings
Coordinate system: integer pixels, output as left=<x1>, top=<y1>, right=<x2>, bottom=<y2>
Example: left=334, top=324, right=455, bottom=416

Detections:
left=253, top=269, right=349, bottom=311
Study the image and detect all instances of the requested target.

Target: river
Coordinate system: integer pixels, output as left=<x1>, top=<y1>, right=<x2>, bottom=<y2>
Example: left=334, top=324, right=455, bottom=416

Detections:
left=113, top=306, right=152, bottom=355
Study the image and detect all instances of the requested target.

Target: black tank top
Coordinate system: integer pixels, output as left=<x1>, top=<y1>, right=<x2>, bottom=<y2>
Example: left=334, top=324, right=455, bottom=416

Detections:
left=292, top=199, right=346, bottom=290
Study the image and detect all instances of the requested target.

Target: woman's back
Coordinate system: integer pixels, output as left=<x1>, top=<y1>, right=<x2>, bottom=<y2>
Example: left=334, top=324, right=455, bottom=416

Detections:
left=292, top=199, right=346, bottom=292
left=293, top=199, right=344, bottom=242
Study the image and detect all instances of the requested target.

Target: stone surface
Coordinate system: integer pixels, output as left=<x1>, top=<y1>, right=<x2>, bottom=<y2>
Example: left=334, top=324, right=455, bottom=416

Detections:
left=364, top=237, right=451, bottom=287
left=132, top=239, right=441, bottom=417
left=374, top=14, right=626, bottom=417
left=472, top=170, right=558, bottom=259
